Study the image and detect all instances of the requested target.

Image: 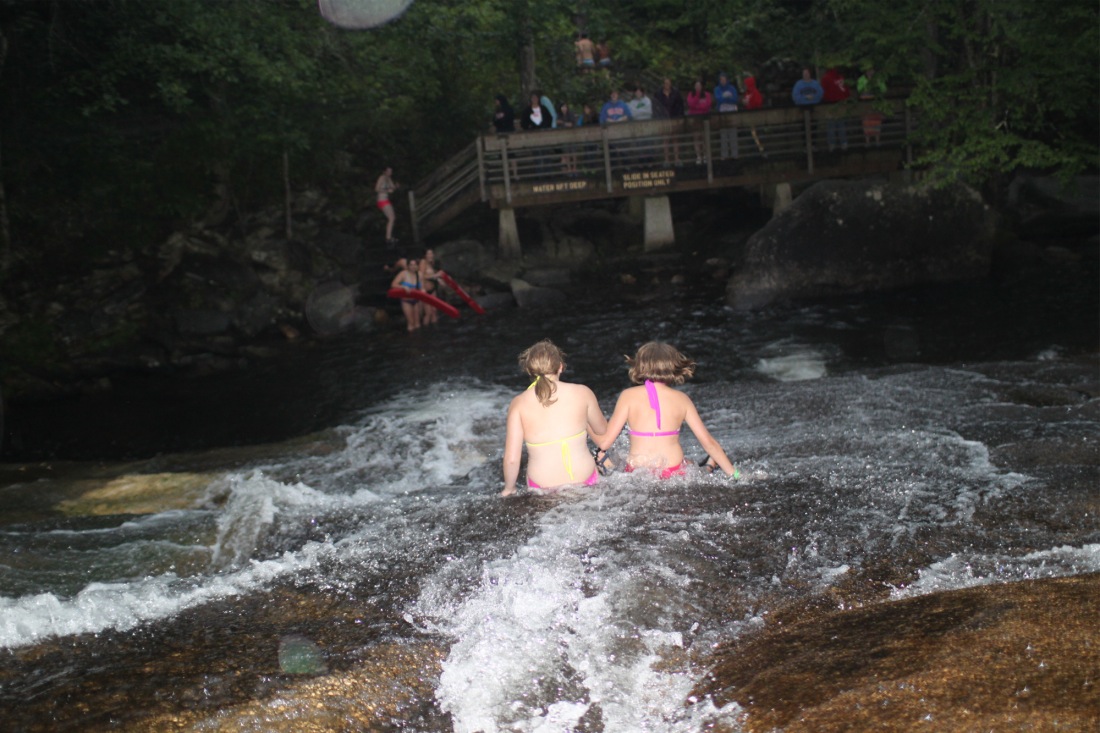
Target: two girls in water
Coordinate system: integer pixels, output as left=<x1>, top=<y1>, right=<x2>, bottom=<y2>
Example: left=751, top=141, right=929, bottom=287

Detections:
left=501, top=339, right=737, bottom=496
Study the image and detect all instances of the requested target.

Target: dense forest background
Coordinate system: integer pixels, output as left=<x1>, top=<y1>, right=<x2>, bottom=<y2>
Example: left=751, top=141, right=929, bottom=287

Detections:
left=0, top=0, right=1096, bottom=285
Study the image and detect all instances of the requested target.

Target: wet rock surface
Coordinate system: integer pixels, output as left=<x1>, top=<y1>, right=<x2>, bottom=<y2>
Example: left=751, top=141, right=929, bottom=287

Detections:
left=696, top=573, right=1100, bottom=732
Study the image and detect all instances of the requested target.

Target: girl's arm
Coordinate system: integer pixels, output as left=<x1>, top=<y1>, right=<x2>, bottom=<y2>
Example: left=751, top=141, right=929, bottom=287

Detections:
left=501, top=399, right=524, bottom=496
left=584, top=386, right=609, bottom=438
left=390, top=270, right=408, bottom=289
left=594, top=392, right=630, bottom=451
left=683, top=400, right=737, bottom=477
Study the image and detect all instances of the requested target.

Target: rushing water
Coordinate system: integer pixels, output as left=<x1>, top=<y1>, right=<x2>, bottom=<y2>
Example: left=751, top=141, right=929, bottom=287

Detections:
left=1, top=259, right=1098, bottom=731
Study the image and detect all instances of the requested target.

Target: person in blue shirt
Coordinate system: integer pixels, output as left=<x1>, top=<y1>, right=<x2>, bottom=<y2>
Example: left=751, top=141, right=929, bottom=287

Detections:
left=714, top=72, right=740, bottom=159
left=599, top=89, right=633, bottom=124
left=791, top=68, right=824, bottom=106
left=600, top=90, right=633, bottom=167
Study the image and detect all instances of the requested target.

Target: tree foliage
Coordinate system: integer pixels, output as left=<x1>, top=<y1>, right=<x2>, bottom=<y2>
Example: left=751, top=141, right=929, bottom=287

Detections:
left=0, top=0, right=1095, bottom=276
left=821, top=0, right=1099, bottom=191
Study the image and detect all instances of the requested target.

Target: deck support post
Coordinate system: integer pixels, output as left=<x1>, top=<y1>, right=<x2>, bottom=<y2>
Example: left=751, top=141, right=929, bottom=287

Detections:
left=643, top=195, right=675, bottom=250
left=499, top=206, right=521, bottom=259
left=771, top=182, right=793, bottom=217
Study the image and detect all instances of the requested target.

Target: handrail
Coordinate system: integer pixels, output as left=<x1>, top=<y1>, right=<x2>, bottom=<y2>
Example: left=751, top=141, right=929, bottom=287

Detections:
left=409, top=99, right=911, bottom=241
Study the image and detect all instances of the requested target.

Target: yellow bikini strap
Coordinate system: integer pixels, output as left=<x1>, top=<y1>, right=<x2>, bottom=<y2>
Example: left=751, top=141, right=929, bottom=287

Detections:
left=561, top=443, right=574, bottom=481
left=527, top=374, right=540, bottom=390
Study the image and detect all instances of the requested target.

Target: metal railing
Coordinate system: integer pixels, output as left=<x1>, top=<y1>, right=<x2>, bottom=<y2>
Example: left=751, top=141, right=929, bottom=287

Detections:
left=408, top=141, right=480, bottom=242
left=410, top=100, right=910, bottom=240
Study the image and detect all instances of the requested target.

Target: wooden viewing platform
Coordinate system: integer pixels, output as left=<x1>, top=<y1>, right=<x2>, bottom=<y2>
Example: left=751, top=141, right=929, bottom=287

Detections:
left=408, top=99, right=913, bottom=253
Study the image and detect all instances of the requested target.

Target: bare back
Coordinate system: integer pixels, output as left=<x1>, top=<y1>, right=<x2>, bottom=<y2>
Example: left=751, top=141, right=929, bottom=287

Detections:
left=614, top=382, right=694, bottom=469
left=504, top=379, right=607, bottom=491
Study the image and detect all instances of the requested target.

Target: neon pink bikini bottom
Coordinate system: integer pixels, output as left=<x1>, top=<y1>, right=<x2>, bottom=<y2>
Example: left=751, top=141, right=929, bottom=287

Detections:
left=624, top=460, right=688, bottom=479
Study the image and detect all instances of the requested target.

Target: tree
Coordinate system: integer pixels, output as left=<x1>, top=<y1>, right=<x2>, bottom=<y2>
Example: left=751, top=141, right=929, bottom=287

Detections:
left=822, top=0, right=1099, bottom=194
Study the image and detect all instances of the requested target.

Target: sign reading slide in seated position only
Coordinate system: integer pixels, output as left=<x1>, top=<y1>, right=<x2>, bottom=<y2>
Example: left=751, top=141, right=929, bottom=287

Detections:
left=622, top=169, right=676, bottom=190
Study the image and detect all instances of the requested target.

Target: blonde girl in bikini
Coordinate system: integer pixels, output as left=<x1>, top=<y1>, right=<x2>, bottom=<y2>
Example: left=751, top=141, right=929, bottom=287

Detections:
left=595, top=342, right=737, bottom=478
left=502, top=340, right=608, bottom=496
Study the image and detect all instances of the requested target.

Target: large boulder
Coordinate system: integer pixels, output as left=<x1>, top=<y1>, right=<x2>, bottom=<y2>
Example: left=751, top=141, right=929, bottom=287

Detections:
left=727, top=180, right=996, bottom=310
left=510, top=278, right=567, bottom=308
left=436, top=239, right=491, bottom=279
left=1007, top=175, right=1100, bottom=240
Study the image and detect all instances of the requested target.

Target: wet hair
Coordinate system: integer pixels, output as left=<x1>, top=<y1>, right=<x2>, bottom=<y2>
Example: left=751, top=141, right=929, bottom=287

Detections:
left=518, top=339, right=565, bottom=406
left=626, top=342, right=696, bottom=385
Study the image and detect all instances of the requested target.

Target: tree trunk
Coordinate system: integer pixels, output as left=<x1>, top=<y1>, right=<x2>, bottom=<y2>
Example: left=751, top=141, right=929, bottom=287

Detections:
left=519, top=11, right=537, bottom=100
left=283, top=149, right=292, bottom=240
left=0, top=26, right=10, bottom=279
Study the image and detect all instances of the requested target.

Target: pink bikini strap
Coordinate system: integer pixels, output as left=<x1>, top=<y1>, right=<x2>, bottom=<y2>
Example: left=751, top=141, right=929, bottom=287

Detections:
left=644, top=379, right=661, bottom=429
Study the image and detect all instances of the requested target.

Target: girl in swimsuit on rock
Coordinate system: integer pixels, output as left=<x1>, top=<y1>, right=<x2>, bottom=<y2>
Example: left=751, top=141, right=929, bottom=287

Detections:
left=374, top=165, right=399, bottom=245
left=389, top=255, right=421, bottom=332
left=502, top=340, right=608, bottom=496
left=595, top=342, right=737, bottom=478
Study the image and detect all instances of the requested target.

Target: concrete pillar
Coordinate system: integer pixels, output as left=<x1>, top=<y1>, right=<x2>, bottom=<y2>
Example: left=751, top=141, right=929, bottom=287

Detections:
left=643, top=195, right=675, bottom=251
left=772, top=182, right=793, bottom=217
left=499, top=207, right=520, bottom=260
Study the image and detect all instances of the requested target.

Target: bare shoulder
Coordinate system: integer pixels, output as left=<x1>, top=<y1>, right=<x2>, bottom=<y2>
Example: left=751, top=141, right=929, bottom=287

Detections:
left=507, top=391, right=529, bottom=412
left=665, top=386, right=695, bottom=405
left=558, top=380, right=596, bottom=398
left=576, top=382, right=600, bottom=399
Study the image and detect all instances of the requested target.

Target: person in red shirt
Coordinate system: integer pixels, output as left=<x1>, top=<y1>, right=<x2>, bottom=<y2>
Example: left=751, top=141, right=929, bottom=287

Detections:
left=820, top=68, right=851, bottom=151
left=740, top=74, right=766, bottom=156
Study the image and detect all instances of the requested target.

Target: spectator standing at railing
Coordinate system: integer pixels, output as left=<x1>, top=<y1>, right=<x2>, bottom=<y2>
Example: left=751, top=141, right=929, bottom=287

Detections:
left=521, top=93, right=554, bottom=176
left=857, top=66, right=887, bottom=146
left=559, top=102, right=579, bottom=174
left=714, top=72, right=740, bottom=160
left=791, top=68, right=823, bottom=106
left=521, top=93, right=553, bottom=131
left=627, top=86, right=653, bottom=120
left=538, top=91, right=559, bottom=128
left=599, top=89, right=633, bottom=124
left=821, top=68, right=850, bottom=151
left=628, top=87, right=654, bottom=164
left=653, top=77, right=684, bottom=166
left=600, top=89, right=633, bottom=168
left=491, top=94, right=515, bottom=134
left=686, top=79, right=713, bottom=164
left=740, top=73, right=767, bottom=156
left=579, top=102, right=599, bottom=172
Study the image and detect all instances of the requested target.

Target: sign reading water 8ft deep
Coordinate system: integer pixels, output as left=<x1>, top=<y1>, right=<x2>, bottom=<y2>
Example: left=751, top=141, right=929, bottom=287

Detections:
left=622, top=169, right=676, bottom=189
left=531, top=179, right=590, bottom=194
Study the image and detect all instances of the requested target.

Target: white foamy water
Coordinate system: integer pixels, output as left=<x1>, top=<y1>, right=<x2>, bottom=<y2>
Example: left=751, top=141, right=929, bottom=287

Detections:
left=890, top=543, right=1100, bottom=599
left=2, top=344, right=1097, bottom=730
left=0, top=543, right=322, bottom=648
left=0, top=384, right=512, bottom=650
left=755, top=342, right=829, bottom=381
left=416, top=481, right=747, bottom=733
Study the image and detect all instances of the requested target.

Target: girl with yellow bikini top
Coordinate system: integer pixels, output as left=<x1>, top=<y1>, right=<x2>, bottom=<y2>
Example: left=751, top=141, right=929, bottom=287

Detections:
left=501, top=340, right=608, bottom=496
left=595, top=342, right=738, bottom=478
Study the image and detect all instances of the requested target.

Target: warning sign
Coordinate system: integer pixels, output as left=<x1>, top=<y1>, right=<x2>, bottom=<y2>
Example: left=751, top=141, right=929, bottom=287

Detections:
left=622, top=169, right=676, bottom=189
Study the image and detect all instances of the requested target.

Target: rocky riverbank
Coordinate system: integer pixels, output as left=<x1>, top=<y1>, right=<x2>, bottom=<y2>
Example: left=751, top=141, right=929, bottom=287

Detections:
left=0, top=175, right=1095, bottom=406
